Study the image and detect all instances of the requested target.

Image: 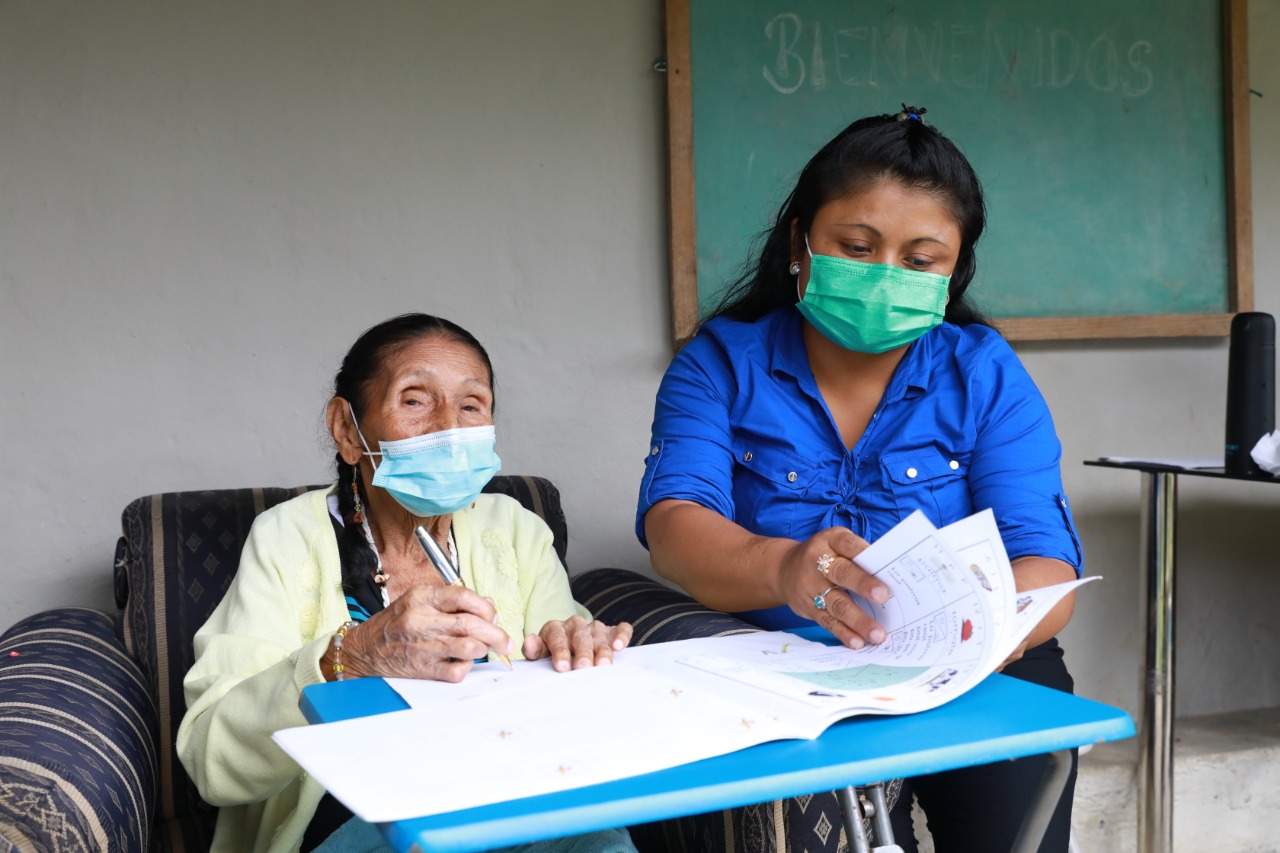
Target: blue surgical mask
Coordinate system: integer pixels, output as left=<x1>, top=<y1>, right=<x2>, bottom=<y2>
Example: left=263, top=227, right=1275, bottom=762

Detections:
left=349, top=405, right=502, bottom=517
left=796, top=235, right=949, bottom=354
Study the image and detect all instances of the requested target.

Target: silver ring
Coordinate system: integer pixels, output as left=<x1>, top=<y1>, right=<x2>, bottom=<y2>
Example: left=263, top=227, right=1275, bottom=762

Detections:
left=816, top=553, right=835, bottom=576
left=813, top=585, right=838, bottom=610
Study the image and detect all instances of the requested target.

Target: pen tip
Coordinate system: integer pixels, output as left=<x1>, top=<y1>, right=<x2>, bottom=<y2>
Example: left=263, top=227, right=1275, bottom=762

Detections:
left=499, top=654, right=513, bottom=670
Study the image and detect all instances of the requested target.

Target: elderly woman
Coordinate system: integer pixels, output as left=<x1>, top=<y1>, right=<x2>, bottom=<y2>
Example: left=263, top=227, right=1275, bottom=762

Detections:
left=177, top=313, right=635, bottom=853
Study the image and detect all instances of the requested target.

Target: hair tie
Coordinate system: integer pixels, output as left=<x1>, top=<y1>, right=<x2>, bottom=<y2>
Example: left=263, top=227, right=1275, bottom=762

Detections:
left=895, top=103, right=927, bottom=122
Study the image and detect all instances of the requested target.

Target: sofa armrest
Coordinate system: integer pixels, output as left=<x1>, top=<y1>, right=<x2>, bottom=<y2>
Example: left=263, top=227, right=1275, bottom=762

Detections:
left=0, top=607, right=159, bottom=851
left=569, top=568, right=761, bottom=645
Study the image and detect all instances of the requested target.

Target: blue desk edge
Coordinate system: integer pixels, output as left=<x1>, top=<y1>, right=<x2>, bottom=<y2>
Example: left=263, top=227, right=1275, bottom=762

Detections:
left=300, top=671, right=1134, bottom=853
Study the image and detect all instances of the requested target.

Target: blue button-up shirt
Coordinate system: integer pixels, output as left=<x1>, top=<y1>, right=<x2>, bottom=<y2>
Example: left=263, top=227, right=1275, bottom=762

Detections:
left=636, top=307, right=1082, bottom=629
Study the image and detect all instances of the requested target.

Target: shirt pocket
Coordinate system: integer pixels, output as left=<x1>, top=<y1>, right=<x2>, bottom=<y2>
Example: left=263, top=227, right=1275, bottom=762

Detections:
left=880, top=446, right=971, bottom=525
left=731, top=435, right=815, bottom=538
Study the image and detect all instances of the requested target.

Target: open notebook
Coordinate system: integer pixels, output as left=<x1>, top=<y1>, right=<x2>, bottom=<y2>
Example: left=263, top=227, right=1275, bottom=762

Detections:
left=274, top=509, right=1094, bottom=823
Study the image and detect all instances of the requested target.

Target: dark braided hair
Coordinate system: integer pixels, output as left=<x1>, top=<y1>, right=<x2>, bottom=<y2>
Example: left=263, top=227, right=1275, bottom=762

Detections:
left=331, top=313, right=495, bottom=595
left=709, top=107, right=990, bottom=329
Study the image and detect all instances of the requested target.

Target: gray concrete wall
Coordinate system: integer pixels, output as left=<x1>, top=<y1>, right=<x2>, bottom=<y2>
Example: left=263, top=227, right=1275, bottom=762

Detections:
left=2, top=1, right=1277, bottom=722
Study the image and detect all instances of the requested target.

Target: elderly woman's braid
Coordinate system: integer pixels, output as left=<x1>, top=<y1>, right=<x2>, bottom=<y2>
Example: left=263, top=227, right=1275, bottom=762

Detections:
left=334, top=454, right=378, bottom=594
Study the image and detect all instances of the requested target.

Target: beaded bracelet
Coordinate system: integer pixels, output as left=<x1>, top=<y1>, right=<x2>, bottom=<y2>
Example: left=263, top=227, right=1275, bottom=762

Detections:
left=332, top=620, right=358, bottom=682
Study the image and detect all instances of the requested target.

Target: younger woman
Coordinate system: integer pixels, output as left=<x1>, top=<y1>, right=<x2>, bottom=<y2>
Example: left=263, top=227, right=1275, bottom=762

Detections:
left=637, top=107, right=1083, bottom=852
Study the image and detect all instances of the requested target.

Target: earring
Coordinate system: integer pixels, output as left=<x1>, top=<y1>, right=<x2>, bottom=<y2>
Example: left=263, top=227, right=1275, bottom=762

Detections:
left=789, top=261, right=802, bottom=276
left=351, top=476, right=365, bottom=525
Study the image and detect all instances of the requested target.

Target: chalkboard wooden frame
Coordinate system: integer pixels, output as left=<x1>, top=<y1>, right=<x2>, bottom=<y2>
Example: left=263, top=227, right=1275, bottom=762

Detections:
left=664, top=0, right=1252, bottom=344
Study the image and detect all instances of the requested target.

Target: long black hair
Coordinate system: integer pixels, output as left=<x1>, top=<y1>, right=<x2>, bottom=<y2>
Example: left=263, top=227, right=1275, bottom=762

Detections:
left=709, top=108, right=990, bottom=328
left=330, top=313, right=495, bottom=594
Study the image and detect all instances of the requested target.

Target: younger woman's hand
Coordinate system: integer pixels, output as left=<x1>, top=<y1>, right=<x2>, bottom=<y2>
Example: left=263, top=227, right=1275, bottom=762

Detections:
left=523, top=616, right=634, bottom=672
left=779, top=527, right=891, bottom=649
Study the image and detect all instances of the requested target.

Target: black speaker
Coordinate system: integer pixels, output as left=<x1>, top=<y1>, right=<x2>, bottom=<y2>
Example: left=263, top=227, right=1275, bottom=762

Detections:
left=1224, top=312, right=1275, bottom=475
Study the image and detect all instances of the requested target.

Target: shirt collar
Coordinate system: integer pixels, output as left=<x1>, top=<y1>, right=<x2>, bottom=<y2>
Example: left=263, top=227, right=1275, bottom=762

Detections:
left=768, top=307, right=812, bottom=381
left=893, top=326, right=937, bottom=399
left=771, top=306, right=938, bottom=401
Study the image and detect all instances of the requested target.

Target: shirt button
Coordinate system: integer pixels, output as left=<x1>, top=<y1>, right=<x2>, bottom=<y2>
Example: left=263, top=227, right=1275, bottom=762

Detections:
left=949, top=460, right=959, bottom=470
left=743, top=451, right=753, bottom=462
left=906, top=467, right=918, bottom=478
left=787, top=472, right=798, bottom=482
left=650, top=446, right=660, bottom=456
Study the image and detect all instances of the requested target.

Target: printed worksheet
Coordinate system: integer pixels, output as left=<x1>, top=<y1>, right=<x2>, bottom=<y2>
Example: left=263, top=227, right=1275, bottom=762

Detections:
left=676, top=511, right=1094, bottom=717
left=277, top=653, right=814, bottom=823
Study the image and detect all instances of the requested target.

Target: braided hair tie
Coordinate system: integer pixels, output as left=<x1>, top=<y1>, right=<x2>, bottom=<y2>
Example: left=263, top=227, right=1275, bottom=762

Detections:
left=895, top=103, right=927, bottom=122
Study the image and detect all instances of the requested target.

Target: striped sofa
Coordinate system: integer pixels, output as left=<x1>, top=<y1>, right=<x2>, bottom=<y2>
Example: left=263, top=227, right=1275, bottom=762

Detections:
left=0, top=477, right=858, bottom=853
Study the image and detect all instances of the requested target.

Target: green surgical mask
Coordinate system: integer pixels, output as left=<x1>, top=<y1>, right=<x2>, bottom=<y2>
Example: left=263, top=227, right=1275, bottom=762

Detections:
left=796, top=237, right=949, bottom=354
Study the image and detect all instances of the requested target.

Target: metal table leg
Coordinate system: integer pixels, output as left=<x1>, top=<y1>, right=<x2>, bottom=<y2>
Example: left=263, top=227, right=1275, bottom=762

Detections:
left=836, top=785, right=873, bottom=853
left=865, top=782, right=894, bottom=847
left=1009, top=749, right=1074, bottom=853
left=1138, top=471, right=1177, bottom=853
left=836, top=784, right=902, bottom=853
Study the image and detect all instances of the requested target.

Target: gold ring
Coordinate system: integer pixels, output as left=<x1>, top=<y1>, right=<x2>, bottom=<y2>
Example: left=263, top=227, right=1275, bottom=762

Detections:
left=816, top=553, right=835, bottom=575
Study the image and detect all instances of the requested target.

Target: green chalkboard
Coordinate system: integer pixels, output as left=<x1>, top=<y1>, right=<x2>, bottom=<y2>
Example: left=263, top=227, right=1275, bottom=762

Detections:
left=664, top=0, right=1251, bottom=342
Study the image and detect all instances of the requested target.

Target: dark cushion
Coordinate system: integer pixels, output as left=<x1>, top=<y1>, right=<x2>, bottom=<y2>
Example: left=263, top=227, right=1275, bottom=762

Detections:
left=115, top=486, right=317, bottom=849
left=569, top=567, right=760, bottom=643
left=0, top=608, right=158, bottom=852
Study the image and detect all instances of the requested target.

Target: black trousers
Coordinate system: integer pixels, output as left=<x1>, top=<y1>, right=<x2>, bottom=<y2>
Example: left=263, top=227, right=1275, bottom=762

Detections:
left=886, top=639, right=1078, bottom=853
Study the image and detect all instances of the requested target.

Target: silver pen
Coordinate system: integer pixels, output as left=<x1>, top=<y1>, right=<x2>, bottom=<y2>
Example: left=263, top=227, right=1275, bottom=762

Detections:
left=414, top=525, right=513, bottom=669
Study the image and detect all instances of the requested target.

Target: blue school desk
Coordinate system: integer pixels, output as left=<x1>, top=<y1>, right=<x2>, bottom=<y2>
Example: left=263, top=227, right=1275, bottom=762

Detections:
left=300, top=662, right=1134, bottom=853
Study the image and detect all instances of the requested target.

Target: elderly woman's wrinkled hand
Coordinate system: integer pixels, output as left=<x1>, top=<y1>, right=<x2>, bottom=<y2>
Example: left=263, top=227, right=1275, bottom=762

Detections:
left=522, top=616, right=633, bottom=672
left=339, top=585, right=514, bottom=683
